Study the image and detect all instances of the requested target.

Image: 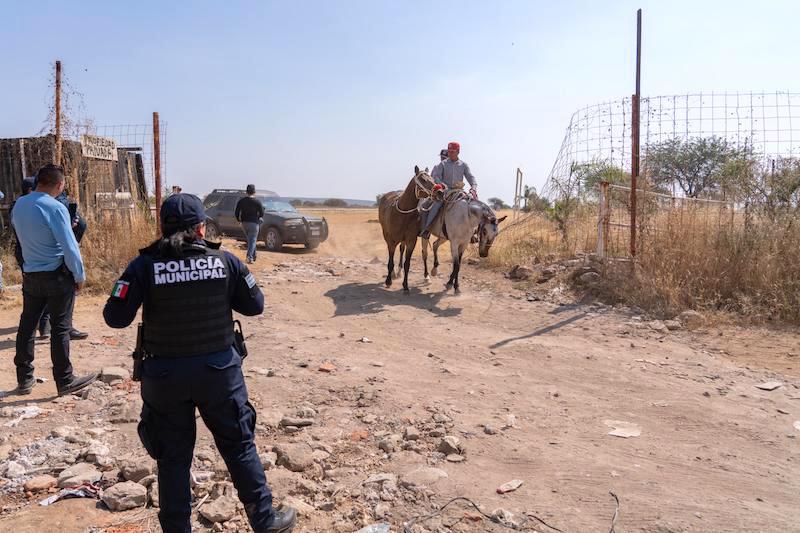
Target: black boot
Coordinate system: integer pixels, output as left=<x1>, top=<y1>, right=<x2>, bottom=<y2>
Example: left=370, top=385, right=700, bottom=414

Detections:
left=69, top=328, right=89, bottom=340
left=15, top=378, right=36, bottom=396
left=57, top=372, right=98, bottom=396
left=261, top=506, right=296, bottom=533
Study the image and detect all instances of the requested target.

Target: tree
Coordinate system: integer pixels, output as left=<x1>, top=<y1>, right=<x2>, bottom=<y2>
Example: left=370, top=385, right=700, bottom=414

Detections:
left=289, top=198, right=303, bottom=207
left=521, top=185, right=551, bottom=213
left=302, top=200, right=320, bottom=207
left=323, top=198, right=348, bottom=208
left=487, top=197, right=510, bottom=210
left=645, top=136, right=748, bottom=198
left=569, top=161, right=629, bottom=199
left=734, top=157, right=800, bottom=219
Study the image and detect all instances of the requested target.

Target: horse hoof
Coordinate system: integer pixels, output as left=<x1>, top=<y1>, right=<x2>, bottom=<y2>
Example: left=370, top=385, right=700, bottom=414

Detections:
left=445, top=282, right=453, bottom=290
left=454, top=288, right=461, bottom=295
left=385, top=279, right=392, bottom=288
left=431, top=268, right=438, bottom=276
left=403, top=287, right=410, bottom=294
left=424, top=276, right=431, bottom=283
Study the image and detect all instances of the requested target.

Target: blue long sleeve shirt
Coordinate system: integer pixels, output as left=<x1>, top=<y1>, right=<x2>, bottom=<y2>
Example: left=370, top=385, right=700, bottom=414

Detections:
left=10, top=191, right=86, bottom=282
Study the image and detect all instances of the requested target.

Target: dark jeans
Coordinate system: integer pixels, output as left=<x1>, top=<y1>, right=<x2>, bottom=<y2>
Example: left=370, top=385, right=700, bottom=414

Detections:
left=15, top=269, right=75, bottom=386
left=423, top=200, right=443, bottom=232
left=241, top=222, right=260, bottom=261
left=139, top=349, right=274, bottom=533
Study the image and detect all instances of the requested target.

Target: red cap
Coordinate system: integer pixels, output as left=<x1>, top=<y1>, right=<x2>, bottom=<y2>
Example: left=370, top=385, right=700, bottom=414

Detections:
left=447, top=141, right=460, bottom=151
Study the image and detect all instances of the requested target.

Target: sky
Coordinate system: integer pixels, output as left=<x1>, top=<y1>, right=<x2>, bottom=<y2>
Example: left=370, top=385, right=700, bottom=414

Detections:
left=2, top=0, right=800, bottom=203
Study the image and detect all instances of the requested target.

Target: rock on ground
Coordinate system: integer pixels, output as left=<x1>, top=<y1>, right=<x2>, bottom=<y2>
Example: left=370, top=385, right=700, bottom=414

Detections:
left=437, top=436, right=462, bottom=455
left=100, top=366, right=130, bottom=384
left=199, top=495, right=238, bottom=523
left=282, top=496, right=315, bottom=517
left=274, top=443, right=315, bottom=472
left=58, top=462, right=102, bottom=488
left=102, top=481, right=148, bottom=511
left=119, top=456, right=155, bottom=482
left=24, top=475, right=57, bottom=492
left=400, top=467, right=448, bottom=489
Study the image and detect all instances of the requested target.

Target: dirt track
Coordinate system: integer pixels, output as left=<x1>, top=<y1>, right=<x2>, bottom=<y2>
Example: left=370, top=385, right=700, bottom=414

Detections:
left=1, top=210, right=799, bottom=532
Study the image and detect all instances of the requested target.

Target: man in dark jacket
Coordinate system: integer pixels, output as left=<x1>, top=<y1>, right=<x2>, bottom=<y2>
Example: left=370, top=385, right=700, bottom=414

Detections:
left=103, top=194, right=296, bottom=533
left=235, top=184, right=264, bottom=263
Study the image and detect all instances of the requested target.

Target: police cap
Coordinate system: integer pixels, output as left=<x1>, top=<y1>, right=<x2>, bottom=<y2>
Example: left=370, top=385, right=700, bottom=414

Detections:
left=160, top=193, right=206, bottom=236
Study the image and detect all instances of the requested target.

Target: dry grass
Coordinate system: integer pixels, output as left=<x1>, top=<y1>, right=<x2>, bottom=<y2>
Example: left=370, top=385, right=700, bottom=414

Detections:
left=488, top=204, right=800, bottom=323
left=0, top=209, right=158, bottom=294
left=606, top=214, right=800, bottom=322
left=80, top=210, right=158, bottom=292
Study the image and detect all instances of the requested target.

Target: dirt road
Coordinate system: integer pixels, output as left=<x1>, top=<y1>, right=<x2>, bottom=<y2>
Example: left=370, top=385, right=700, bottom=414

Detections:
left=1, top=210, right=799, bottom=532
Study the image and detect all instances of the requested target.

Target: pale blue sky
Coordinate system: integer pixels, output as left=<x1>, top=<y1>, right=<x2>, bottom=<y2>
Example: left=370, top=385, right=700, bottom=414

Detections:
left=2, top=0, right=799, bottom=202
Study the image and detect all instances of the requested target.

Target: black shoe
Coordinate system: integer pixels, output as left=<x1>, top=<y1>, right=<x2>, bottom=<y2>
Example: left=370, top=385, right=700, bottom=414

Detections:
left=15, top=379, right=36, bottom=396
left=69, top=328, right=89, bottom=340
left=262, top=506, right=296, bottom=533
left=57, top=372, right=98, bottom=397
left=38, top=322, right=51, bottom=339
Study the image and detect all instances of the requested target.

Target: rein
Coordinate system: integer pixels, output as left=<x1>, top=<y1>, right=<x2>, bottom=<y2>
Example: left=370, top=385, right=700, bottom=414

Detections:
left=393, top=170, right=434, bottom=214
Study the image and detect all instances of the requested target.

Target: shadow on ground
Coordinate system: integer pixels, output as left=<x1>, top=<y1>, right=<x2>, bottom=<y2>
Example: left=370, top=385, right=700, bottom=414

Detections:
left=324, top=282, right=462, bottom=318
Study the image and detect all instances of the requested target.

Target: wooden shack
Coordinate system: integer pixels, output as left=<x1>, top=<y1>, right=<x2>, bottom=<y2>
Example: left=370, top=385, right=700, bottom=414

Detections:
left=0, top=135, right=148, bottom=222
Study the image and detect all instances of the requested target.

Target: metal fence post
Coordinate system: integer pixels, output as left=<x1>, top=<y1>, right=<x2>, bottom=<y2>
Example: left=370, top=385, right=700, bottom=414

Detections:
left=54, top=60, right=62, bottom=166
left=597, top=181, right=610, bottom=258
left=153, top=112, right=162, bottom=227
left=630, top=9, right=642, bottom=260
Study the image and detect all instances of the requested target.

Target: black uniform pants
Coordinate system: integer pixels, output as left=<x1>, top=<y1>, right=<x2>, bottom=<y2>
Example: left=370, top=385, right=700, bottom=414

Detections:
left=14, top=268, right=75, bottom=386
left=139, top=349, right=274, bottom=533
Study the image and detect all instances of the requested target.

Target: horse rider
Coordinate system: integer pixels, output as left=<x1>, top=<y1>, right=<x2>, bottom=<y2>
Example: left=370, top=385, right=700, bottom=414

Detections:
left=421, top=141, right=478, bottom=238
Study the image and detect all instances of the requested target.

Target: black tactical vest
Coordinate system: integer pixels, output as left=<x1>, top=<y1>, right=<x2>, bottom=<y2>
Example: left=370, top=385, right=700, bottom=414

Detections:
left=141, top=246, right=235, bottom=357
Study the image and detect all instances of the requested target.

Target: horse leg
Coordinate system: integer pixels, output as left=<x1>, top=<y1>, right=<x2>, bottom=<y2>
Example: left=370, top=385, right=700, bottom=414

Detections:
left=394, top=243, right=404, bottom=279
left=452, top=244, right=466, bottom=294
left=421, top=238, right=431, bottom=282
left=445, top=240, right=460, bottom=291
left=385, top=243, right=397, bottom=287
left=431, top=238, right=443, bottom=277
left=402, top=239, right=416, bottom=292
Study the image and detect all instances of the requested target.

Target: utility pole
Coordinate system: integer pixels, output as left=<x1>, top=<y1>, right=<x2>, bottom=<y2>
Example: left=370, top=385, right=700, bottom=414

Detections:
left=630, top=9, right=642, bottom=259
left=153, top=112, right=162, bottom=227
left=54, top=60, right=62, bottom=165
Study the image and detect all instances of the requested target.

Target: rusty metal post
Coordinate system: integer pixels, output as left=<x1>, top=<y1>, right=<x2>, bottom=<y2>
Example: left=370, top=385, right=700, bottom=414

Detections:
left=597, top=181, right=610, bottom=259
left=630, top=9, right=642, bottom=259
left=54, top=60, right=62, bottom=165
left=153, top=112, right=162, bottom=226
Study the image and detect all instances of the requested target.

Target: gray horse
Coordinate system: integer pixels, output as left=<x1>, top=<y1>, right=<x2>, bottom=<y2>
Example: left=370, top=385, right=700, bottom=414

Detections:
left=420, top=192, right=506, bottom=293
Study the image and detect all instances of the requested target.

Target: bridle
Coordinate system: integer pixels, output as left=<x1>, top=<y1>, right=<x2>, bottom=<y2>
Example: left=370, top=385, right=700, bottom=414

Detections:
left=394, top=170, right=435, bottom=214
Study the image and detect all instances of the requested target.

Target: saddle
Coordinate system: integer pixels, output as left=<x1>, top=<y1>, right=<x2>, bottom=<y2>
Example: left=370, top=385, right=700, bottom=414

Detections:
left=421, top=188, right=470, bottom=240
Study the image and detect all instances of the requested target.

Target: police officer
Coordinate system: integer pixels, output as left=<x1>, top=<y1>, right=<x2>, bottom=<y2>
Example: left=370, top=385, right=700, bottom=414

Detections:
left=103, top=194, right=296, bottom=533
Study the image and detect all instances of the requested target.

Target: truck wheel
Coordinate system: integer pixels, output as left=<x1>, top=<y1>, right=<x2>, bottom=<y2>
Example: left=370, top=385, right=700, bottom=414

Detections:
left=205, top=222, right=221, bottom=241
left=305, top=240, right=320, bottom=250
left=264, top=227, right=283, bottom=252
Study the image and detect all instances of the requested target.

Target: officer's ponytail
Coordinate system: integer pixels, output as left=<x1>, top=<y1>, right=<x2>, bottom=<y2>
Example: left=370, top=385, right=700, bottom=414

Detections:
left=157, top=223, right=204, bottom=257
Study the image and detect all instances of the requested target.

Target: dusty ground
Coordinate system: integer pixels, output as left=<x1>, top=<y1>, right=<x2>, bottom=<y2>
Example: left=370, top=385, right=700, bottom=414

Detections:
left=0, top=209, right=799, bottom=532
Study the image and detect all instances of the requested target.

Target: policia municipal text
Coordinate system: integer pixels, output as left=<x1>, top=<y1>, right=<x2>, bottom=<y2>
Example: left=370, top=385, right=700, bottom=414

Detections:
left=103, top=194, right=296, bottom=533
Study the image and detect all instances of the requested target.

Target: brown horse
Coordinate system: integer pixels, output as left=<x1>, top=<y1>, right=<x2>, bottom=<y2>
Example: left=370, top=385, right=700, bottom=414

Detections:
left=378, top=166, right=435, bottom=291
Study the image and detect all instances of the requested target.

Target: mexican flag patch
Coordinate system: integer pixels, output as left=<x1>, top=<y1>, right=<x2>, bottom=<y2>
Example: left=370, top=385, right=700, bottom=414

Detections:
left=111, top=280, right=130, bottom=299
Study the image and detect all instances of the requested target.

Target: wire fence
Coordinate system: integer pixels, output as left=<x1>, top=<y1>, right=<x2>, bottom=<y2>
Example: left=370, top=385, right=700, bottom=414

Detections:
left=70, top=122, right=167, bottom=196
left=498, top=91, right=800, bottom=265
left=542, top=91, right=800, bottom=201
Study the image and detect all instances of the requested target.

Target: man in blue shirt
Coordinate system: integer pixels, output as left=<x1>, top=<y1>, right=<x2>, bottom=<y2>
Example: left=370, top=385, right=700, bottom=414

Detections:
left=10, top=164, right=97, bottom=396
